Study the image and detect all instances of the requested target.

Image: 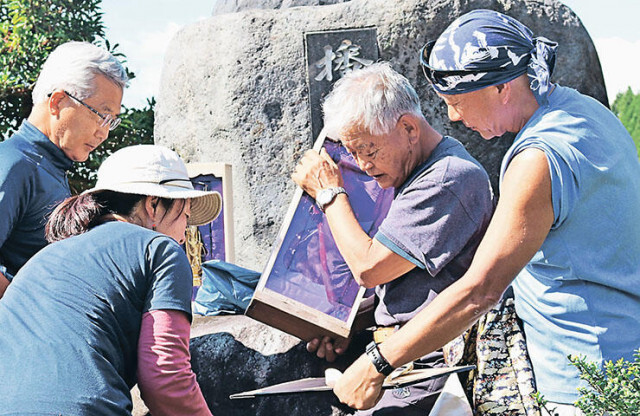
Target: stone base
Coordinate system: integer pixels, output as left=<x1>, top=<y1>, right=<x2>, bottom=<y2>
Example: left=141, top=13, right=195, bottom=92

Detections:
left=133, top=315, right=367, bottom=415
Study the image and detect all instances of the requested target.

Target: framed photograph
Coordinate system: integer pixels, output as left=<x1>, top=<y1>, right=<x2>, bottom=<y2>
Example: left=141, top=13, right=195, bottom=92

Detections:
left=185, top=163, right=235, bottom=298
left=246, top=132, right=393, bottom=341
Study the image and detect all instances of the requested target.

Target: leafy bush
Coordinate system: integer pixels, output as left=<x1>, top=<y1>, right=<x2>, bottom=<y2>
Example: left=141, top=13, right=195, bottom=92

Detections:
left=612, top=87, right=640, bottom=158
left=569, top=350, right=640, bottom=416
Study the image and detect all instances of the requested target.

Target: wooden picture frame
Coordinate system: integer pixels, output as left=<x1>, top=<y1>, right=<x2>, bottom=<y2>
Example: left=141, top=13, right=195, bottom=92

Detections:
left=186, top=162, right=235, bottom=264
left=246, top=132, right=393, bottom=341
left=185, top=163, right=235, bottom=301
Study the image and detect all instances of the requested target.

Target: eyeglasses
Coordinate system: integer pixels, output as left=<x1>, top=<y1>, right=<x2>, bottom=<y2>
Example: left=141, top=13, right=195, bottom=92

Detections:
left=63, top=90, right=121, bottom=131
left=419, top=40, right=494, bottom=86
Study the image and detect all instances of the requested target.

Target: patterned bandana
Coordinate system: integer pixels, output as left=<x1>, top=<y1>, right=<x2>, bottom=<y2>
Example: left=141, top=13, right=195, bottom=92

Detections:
left=420, top=9, right=558, bottom=105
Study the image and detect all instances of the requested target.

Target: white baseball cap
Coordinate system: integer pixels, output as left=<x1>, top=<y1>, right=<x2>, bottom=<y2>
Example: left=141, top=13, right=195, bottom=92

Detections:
left=84, top=145, right=222, bottom=226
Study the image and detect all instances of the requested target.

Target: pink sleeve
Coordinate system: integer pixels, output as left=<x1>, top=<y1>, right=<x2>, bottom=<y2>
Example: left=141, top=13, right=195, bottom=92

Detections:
left=137, top=310, right=213, bottom=416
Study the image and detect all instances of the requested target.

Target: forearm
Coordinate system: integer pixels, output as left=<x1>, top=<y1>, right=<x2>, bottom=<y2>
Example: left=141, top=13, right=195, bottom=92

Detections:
left=379, top=271, right=496, bottom=367
left=334, top=269, right=501, bottom=410
left=324, top=195, right=379, bottom=287
left=292, top=148, right=413, bottom=287
left=331, top=280, right=490, bottom=410
left=137, top=310, right=212, bottom=416
left=377, top=211, right=544, bottom=365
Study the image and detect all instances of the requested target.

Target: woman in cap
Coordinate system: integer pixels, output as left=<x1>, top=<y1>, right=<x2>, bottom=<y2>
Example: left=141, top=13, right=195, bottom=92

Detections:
left=0, top=145, right=220, bottom=415
left=333, top=9, right=640, bottom=415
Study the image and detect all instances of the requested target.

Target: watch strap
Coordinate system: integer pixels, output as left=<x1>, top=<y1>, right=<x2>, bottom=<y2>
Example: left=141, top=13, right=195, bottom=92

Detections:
left=316, top=186, right=347, bottom=212
left=365, top=341, right=394, bottom=376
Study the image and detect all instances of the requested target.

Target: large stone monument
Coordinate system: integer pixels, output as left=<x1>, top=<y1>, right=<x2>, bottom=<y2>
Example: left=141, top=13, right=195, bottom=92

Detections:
left=150, top=1, right=608, bottom=414
left=156, top=0, right=606, bottom=274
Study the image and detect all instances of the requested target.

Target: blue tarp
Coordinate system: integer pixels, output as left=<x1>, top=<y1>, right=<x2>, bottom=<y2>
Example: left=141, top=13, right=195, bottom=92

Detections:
left=193, top=260, right=260, bottom=316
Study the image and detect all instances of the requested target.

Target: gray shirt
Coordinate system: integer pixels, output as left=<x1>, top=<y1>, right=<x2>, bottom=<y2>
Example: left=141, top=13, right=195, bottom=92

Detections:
left=374, top=136, right=494, bottom=326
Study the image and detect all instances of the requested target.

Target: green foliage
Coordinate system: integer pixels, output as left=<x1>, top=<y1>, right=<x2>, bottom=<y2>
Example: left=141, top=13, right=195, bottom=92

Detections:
left=612, top=87, right=640, bottom=158
left=532, top=391, right=559, bottom=416
left=68, top=98, right=155, bottom=193
left=0, top=0, right=153, bottom=193
left=568, top=350, right=640, bottom=416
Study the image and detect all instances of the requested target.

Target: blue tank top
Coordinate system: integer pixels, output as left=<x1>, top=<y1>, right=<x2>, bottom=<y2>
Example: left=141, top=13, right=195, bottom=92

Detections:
left=501, top=85, right=640, bottom=403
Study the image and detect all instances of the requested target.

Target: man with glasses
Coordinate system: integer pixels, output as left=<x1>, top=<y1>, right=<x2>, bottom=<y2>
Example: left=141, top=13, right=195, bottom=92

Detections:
left=333, top=10, right=640, bottom=416
left=292, top=62, right=493, bottom=415
left=0, top=41, right=127, bottom=297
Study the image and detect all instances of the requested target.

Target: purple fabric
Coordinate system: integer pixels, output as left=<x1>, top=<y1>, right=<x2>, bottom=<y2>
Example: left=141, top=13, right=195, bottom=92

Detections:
left=138, top=310, right=211, bottom=416
left=265, top=140, right=394, bottom=322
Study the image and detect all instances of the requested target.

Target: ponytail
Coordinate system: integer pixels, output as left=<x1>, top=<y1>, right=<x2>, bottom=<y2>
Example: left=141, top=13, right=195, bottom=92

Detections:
left=46, top=194, right=104, bottom=242
left=45, top=191, right=146, bottom=242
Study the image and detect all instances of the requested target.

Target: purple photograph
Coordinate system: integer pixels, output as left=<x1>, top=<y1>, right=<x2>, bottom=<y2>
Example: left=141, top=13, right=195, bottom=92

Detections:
left=264, top=139, right=393, bottom=322
left=191, top=174, right=226, bottom=262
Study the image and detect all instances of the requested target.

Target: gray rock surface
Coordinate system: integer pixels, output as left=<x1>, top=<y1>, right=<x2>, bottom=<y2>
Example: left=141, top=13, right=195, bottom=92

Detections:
left=212, top=0, right=351, bottom=15
left=133, top=315, right=366, bottom=415
left=155, top=0, right=606, bottom=273
left=189, top=315, right=367, bottom=415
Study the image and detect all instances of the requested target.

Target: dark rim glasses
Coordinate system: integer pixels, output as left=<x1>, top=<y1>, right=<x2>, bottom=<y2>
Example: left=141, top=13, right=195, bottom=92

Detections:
left=63, top=90, right=121, bottom=131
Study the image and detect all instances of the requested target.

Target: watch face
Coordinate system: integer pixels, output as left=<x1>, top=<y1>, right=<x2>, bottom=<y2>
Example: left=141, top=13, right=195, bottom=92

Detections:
left=316, top=189, right=332, bottom=206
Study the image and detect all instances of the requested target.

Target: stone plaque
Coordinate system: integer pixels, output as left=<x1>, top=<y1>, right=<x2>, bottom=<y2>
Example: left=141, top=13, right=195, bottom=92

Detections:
left=305, top=27, right=378, bottom=142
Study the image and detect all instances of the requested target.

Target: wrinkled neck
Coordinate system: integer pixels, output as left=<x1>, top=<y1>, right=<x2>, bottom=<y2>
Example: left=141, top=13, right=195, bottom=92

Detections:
left=416, top=119, right=443, bottom=163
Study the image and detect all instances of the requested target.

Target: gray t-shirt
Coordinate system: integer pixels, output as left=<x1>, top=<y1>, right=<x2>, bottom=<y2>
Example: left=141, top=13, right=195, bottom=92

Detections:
left=374, top=136, right=494, bottom=326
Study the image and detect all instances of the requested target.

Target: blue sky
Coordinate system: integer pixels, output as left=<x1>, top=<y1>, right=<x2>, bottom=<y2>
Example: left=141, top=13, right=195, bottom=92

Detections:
left=101, top=0, right=640, bottom=108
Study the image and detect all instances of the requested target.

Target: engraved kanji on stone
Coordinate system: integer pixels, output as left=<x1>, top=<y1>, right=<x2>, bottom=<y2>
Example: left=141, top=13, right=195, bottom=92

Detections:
left=314, top=45, right=336, bottom=81
left=333, top=39, right=373, bottom=76
left=314, top=40, right=373, bottom=82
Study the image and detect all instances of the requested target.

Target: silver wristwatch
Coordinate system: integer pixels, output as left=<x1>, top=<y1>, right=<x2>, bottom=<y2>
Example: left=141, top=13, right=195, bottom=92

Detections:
left=315, top=187, right=347, bottom=212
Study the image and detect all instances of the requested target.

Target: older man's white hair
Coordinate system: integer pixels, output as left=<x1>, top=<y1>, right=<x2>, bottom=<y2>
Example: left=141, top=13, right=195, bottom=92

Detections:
left=32, top=41, right=128, bottom=104
left=322, top=62, right=422, bottom=139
